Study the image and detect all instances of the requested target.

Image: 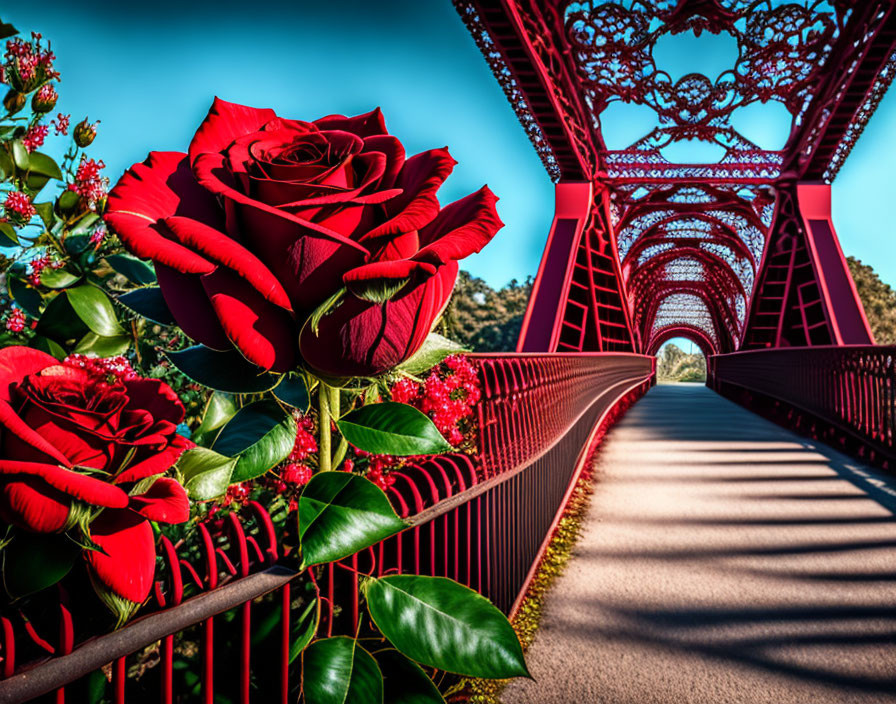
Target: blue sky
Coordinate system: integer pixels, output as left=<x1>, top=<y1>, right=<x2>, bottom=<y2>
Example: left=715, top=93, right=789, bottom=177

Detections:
left=7, top=1, right=895, bottom=291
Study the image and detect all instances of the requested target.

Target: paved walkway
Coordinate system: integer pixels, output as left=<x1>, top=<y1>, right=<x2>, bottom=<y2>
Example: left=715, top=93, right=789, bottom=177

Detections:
left=504, top=384, right=896, bottom=704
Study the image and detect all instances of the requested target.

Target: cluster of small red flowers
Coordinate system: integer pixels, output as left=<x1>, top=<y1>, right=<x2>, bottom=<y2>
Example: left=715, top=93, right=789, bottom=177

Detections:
left=392, top=354, right=480, bottom=447
left=63, top=354, right=138, bottom=382
left=22, top=123, right=48, bottom=152
left=287, top=413, right=317, bottom=461
left=4, top=308, right=27, bottom=333
left=3, top=191, right=36, bottom=222
left=224, top=482, right=252, bottom=504
left=26, top=253, right=63, bottom=286
left=351, top=449, right=399, bottom=490
left=51, top=112, right=69, bottom=136
left=2, top=33, right=59, bottom=90
left=90, top=225, right=106, bottom=245
left=68, top=156, right=108, bottom=207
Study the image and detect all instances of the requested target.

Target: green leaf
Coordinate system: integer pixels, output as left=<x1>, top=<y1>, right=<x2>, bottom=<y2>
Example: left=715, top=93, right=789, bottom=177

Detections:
left=374, top=650, right=445, bottom=704
left=192, top=392, right=238, bottom=447
left=0, top=150, right=12, bottom=180
left=362, top=575, right=529, bottom=679
left=166, top=346, right=281, bottom=394
left=178, top=446, right=237, bottom=501
left=396, top=333, right=469, bottom=376
left=32, top=201, right=56, bottom=229
left=212, top=400, right=297, bottom=483
left=298, top=472, right=406, bottom=569
left=0, top=221, right=18, bottom=246
left=273, top=373, right=310, bottom=412
left=11, top=140, right=29, bottom=170
left=66, top=285, right=125, bottom=336
left=30, top=335, right=66, bottom=360
left=72, top=332, right=131, bottom=357
left=68, top=212, right=100, bottom=237
left=35, top=291, right=90, bottom=343
left=289, top=598, right=320, bottom=663
left=337, top=403, right=452, bottom=457
left=57, top=189, right=81, bottom=215
left=117, top=287, right=176, bottom=326
left=2, top=532, right=79, bottom=598
left=105, top=254, right=156, bottom=285
left=8, top=277, right=42, bottom=317
left=38, top=267, right=81, bottom=289
left=27, top=152, right=63, bottom=180
left=0, top=18, right=18, bottom=40
left=302, top=637, right=383, bottom=704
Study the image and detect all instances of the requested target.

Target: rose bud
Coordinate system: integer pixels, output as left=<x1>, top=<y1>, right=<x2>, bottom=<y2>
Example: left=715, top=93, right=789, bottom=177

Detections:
left=3, top=89, right=26, bottom=115
left=74, top=117, right=98, bottom=147
left=31, top=83, right=58, bottom=114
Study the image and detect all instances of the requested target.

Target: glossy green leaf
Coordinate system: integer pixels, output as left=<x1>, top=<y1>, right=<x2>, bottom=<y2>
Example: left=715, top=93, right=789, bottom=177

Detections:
left=30, top=335, right=66, bottom=360
left=38, top=267, right=81, bottom=289
left=178, top=446, right=237, bottom=501
left=363, top=575, right=529, bottom=679
left=212, top=400, right=297, bottom=483
left=396, top=333, right=469, bottom=376
left=105, top=254, right=156, bottom=285
left=192, top=392, right=238, bottom=447
left=66, top=285, right=124, bottom=336
left=0, top=221, right=18, bottom=246
left=8, top=276, right=42, bottom=317
left=72, top=332, right=131, bottom=357
left=289, top=598, right=320, bottom=663
left=11, top=140, right=29, bottom=170
left=375, top=649, right=445, bottom=704
left=337, top=402, right=452, bottom=457
left=57, top=189, right=81, bottom=215
left=0, top=149, right=12, bottom=180
left=302, top=637, right=383, bottom=704
left=298, top=472, right=406, bottom=569
left=27, top=152, right=63, bottom=180
left=273, top=373, right=310, bottom=412
left=2, top=532, right=79, bottom=598
left=166, top=346, right=281, bottom=394
left=117, top=286, right=176, bottom=326
left=32, top=201, right=55, bottom=229
left=36, top=291, right=90, bottom=343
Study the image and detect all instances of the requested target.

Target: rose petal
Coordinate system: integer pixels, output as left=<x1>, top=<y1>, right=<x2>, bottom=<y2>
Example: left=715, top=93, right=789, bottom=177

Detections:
left=104, top=152, right=220, bottom=275
left=314, top=107, right=388, bottom=138
left=188, top=97, right=277, bottom=166
left=200, top=268, right=297, bottom=372
left=116, top=435, right=191, bottom=485
left=86, top=509, right=155, bottom=603
left=0, top=476, right=70, bottom=533
left=121, top=378, right=185, bottom=426
left=155, top=264, right=232, bottom=350
left=362, top=134, right=405, bottom=189
left=128, top=477, right=189, bottom=524
left=415, top=186, right=504, bottom=265
left=300, top=262, right=457, bottom=377
left=12, top=402, right=116, bottom=470
left=163, top=216, right=292, bottom=310
left=0, top=460, right=129, bottom=509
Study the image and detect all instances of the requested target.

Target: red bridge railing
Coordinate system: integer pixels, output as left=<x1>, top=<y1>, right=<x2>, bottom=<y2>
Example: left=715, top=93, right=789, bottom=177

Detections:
left=709, top=346, right=896, bottom=468
left=0, top=352, right=655, bottom=704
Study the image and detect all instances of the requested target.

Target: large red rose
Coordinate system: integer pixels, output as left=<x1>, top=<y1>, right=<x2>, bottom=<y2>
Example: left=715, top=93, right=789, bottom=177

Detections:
left=0, top=347, right=191, bottom=603
left=104, top=98, right=502, bottom=377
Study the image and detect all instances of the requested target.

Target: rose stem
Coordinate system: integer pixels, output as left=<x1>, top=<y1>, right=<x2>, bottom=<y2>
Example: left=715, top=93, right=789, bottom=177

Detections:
left=318, top=382, right=332, bottom=472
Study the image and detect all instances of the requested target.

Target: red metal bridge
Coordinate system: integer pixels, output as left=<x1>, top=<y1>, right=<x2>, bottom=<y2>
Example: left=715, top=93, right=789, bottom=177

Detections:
left=3, top=1, right=896, bottom=702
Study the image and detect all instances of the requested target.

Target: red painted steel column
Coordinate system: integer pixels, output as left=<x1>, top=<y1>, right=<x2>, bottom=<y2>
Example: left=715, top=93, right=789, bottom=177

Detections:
left=796, top=183, right=874, bottom=344
left=517, top=182, right=593, bottom=352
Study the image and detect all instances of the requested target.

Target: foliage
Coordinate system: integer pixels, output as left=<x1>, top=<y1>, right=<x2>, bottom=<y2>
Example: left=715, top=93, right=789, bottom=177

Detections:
left=847, top=256, right=896, bottom=344
left=444, top=271, right=532, bottom=352
left=656, top=343, right=706, bottom=382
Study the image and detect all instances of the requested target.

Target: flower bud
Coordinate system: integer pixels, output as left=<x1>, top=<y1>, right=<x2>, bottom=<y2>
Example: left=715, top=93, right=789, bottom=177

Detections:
left=3, top=89, right=26, bottom=115
left=73, top=117, right=98, bottom=147
left=31, top=84, right=58, bottom=114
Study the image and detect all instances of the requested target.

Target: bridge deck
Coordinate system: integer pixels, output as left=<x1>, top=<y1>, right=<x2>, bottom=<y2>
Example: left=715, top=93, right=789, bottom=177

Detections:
left=504, top=384, right=896, bottom=704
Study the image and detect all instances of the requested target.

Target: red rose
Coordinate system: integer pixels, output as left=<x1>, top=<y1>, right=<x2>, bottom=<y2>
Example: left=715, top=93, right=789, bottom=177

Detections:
left=105, top=98, right=502, bottom=377
left=0, top=347, right=190, bottom=603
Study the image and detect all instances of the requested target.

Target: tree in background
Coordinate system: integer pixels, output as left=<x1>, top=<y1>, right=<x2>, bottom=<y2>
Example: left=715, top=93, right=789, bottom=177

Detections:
left=848, top=256, right=896, bottom=344
left=445, top=270, right=533, bottom=352
left=656, top=343, right=707, bottom=382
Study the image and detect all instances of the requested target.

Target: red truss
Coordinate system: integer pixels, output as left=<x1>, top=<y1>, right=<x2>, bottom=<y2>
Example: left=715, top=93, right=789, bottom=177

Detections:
left=458, top=0, right=891, bottom=353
